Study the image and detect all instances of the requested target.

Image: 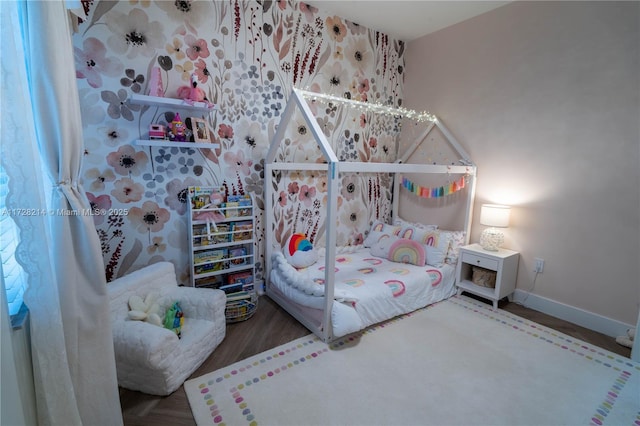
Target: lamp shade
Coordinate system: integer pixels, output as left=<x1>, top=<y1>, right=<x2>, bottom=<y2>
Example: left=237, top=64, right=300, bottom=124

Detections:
left=479, top=204, right=510, bottom=228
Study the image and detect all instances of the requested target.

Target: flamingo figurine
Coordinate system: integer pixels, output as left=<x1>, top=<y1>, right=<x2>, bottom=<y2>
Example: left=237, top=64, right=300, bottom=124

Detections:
left=177, top=73, right=215, bottom=108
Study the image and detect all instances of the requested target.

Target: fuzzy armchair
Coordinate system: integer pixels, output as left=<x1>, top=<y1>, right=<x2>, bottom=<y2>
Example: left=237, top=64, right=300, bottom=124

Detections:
left=107, top=261, right=226, bottom=395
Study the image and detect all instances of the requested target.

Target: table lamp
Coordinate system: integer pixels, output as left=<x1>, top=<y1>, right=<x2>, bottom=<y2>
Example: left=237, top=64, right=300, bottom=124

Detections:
left=479, top=204, right=510, bottom=251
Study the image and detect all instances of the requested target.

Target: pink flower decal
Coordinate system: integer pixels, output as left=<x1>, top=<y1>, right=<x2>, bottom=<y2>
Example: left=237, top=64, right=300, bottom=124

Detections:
left=223, top=150, right=252, bottom=176
left=357, top=77, right=369, bottom=93
left=218, top=123, right=234, bottom=140
left=107, top=145, right=148, bottom=176
left=164, top=177, right=199, bottom=215
left=85, top=167, right=116, bottom=192
left=185, top=34, right=210, bottom=60
left=288, top=182, right=299, bottom=196
left=111, top=178, right=144, bottom=203
left=298, top=185, right=316, bottom=206
left=86, top=192, right=112, bottom=226
left=298, top=2, right=317, bottom=21
left=128, top=201, right=170, bottom=233
left=194, top=59, right=211, bottom=83
left=278, top=191, right=287, bottom=207
left=75, top=38, right=123, bottom=88
left=326, top=16, right=347, bottom=43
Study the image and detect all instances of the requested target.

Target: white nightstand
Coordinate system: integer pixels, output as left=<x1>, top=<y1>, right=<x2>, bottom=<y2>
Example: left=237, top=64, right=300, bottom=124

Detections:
left=456, top=243, right=519, bottom=309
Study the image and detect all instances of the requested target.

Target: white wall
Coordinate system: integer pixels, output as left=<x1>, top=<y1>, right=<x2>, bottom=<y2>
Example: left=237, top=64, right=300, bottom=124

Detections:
left=404, top=1, right=640, bottom=326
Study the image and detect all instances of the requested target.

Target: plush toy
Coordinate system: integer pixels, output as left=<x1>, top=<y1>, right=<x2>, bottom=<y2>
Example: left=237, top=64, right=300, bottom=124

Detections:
left=163, top=302, right=184, bottom=338
left=177, top=73, right=214, bottom=108
left=616, top=327, right=636, bottom=349
left=192, top=188, right=226, bottom=227
left=283, top=233, right=318, bottom=269
left=128, top=292, right=163, bottom=327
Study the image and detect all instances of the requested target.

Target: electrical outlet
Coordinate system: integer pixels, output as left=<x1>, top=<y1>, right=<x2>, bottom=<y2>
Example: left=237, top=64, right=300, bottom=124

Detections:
left=534, top=258, right=545, bottom=273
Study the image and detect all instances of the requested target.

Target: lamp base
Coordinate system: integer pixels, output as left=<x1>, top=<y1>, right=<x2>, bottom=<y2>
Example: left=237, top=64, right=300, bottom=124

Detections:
left=480, top=228, right=504, bottom=251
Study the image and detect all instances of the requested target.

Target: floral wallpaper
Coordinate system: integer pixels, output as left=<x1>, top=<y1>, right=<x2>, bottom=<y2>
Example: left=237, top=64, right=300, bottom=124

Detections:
left=73, top=0, right=405, bottom=285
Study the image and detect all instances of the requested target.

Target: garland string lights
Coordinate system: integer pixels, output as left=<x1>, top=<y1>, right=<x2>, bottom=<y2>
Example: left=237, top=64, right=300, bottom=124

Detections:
left=402, top=174, right=468, bottom=198
left=298, top=89, right=437, bottom=123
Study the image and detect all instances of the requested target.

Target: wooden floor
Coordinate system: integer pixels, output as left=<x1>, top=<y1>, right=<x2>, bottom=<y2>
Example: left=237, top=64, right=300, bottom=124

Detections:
left=119, top=294, right=632, bottom=425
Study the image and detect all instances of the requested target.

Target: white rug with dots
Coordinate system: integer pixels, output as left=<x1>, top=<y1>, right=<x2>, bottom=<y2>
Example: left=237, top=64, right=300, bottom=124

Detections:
left=185, top=295, right=639, bottom=426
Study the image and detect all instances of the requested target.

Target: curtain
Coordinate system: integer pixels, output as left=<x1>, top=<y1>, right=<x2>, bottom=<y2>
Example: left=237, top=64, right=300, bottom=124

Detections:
left=1, top=1, right=122, bottom=424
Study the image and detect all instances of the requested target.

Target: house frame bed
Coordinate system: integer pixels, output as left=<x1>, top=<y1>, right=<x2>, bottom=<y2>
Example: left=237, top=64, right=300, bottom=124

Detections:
left=264, top=88, right=477, bottom=342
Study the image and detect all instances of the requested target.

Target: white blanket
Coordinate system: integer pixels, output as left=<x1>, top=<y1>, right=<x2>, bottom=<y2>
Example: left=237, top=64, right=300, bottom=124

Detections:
left=270, top=248, right=456, bottom=337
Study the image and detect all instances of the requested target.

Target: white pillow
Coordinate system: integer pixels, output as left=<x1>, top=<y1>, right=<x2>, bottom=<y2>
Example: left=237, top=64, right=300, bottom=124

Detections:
left=441, top=229, right=466, bottom=265
left=394, top=217, right=438, bottom=231
left=402, top=228, right=450, bottom=268
left=363, top=220, right=401, bottom=247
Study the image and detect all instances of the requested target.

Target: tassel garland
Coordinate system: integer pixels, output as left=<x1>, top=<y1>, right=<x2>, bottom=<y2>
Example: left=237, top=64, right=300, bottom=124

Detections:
left=402, top=175, right=467, bottom=198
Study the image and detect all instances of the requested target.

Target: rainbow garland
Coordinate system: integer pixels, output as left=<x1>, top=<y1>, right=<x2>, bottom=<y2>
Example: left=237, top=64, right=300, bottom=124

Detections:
left=401, top=175, right=467, bottom=198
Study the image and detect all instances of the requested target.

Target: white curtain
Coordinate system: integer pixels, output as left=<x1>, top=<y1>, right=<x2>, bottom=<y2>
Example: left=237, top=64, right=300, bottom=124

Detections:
left=1, top=1, right=122, bottom=424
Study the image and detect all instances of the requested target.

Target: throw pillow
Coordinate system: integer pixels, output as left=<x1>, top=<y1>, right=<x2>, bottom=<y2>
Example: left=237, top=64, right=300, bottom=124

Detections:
left=283, top=233, right=318, bottom=268
left=370, top=235, right=426, bottom=267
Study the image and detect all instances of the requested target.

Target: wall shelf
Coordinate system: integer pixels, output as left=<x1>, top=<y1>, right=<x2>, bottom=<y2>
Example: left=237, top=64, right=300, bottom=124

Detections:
left=129, top=93, right=215, bottom=112
left=129, top=94, right=218, bottom=147
left=134, top=139, right=220, bottom=149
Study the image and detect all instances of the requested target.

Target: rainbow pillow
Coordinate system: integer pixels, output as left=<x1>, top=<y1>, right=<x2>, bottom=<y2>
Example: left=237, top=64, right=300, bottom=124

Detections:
left=370, top=235, right=426, bottom=267
left=283, top=233, right=318, bottom=268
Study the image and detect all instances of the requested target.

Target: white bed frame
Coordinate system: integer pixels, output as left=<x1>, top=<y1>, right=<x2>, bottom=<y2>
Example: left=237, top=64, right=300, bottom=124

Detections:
left=264, top=89, right=477, bottom=342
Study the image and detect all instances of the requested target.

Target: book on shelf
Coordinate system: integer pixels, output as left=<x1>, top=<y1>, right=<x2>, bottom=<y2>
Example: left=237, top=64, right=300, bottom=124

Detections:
left=227, top=271, right=253, bottom=285
left=228, top=247, right=247, bottom=266
left=209, top=223, right=230, bottom=244
left=189, top=186, right=226, bottom=210
left=227, top=195, right=251, bottom=204
left=218, top=282, right=254, bottom=294
left=231, top=221, right=253, bottom=241
left=194, top=248, right=228, bottom=274
left=194, top=248, right=227, bottom=264
left=222, top=271, right=254, bottom=293
left=194, top=262, right=226, bottom=275
left=225, top=291, right=253, bottom=302
left=194, top=275, right=224, bottom=289
left=223, top=195, right=252, bottom=218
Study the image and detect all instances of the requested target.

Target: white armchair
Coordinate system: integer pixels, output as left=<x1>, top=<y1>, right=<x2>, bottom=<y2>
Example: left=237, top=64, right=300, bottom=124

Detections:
left=107, top=261, right=226, bottom=395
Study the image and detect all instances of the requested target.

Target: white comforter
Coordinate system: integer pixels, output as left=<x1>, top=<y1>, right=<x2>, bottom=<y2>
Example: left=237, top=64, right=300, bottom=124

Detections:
left=270, top=248, right=456, bottom=337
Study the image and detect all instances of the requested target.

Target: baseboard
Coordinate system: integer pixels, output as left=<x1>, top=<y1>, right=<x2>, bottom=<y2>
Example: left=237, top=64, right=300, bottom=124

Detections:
left=512, top=289, right=634, bottom=338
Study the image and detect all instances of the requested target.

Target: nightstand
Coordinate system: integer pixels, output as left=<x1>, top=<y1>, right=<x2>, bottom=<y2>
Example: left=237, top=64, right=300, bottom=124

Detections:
left=456, top=243, right=519, bottom=309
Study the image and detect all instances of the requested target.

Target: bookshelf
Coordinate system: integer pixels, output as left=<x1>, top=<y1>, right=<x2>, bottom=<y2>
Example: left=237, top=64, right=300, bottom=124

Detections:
left=187, top=186, right=257, bottom=322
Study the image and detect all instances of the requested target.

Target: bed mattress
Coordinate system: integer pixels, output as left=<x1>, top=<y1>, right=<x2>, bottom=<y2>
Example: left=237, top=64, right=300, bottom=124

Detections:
left=269, top=248, right=457, bottom=337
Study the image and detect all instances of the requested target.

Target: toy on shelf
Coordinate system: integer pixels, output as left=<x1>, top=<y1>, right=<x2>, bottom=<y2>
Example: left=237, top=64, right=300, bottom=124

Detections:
left=148, top=66, right=164, bottom=97
left=169, top=112, right=188, bottom=142
left=149, top=124, right=167, bottom=140
left=177, top=73, right=214, bottom=108
left=192, top=187, right=226, bottom=224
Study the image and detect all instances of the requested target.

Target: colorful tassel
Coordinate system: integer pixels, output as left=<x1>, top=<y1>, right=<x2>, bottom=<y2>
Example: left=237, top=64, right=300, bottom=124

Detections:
left=401, top=175, right=469, bottom=199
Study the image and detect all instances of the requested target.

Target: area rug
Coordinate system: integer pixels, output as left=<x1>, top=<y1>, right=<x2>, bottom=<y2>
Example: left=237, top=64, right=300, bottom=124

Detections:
left=185, top=295, right=640, bottom=425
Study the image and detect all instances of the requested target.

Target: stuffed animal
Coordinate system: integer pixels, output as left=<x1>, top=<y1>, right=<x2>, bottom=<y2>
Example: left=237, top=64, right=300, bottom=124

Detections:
left=177, top=73, right=214, bottom=108
left=192, top=188, right=226, bottom=224
left=616, top=327, right=636, bottom=349
left=128, top=292, right=163, bottom=327
left=163, top=302, right=184, bottom=338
